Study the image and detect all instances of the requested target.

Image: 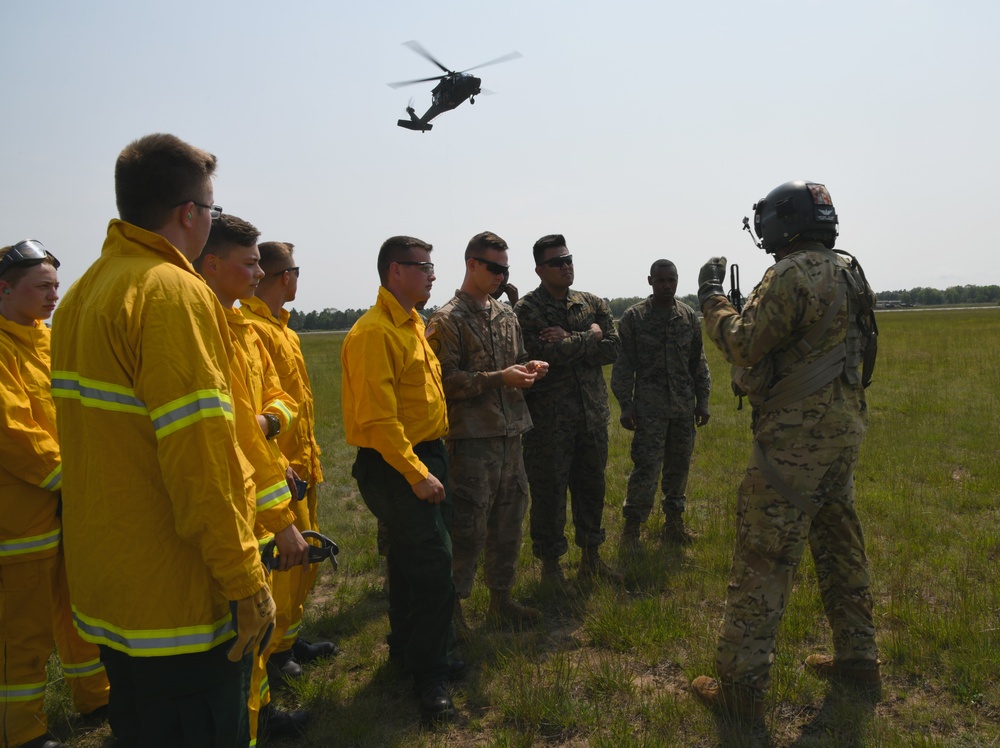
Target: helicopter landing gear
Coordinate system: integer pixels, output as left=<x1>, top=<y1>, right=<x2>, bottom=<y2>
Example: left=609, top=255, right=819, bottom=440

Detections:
left=470, top=97, right=475, bottom=105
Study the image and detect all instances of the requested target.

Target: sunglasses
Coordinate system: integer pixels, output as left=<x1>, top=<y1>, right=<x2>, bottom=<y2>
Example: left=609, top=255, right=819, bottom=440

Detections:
left=539, top=254, right=573, bottom=269
left=273, top=266, right=300, bottom=277
left=0, top=239, right=61, bottom=278
left=396, top=261, right=435, bottom=275
left=471, top=257, right=509, bottom=275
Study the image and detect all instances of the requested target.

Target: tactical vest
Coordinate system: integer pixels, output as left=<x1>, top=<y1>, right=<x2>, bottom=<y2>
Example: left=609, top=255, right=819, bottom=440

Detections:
left=734, top=248, right=877, bottom=410
left=738, top=248, right=878, bottom=519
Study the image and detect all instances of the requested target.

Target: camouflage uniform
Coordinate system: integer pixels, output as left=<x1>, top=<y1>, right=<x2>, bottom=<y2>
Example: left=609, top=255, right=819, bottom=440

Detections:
left=514, top=286, right=620, bottom=560
left=426, top=291, right=533, bottom=599
left=701, top=241, right=878, bottom=695
left=610, top=297, right=711, bottom=520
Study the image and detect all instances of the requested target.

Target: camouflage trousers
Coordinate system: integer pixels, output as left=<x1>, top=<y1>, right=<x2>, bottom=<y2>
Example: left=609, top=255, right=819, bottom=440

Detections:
left=716, top=443, right=878, bottom=694
left=448, top=435, right=530, bottom=599
left=622, top=416, right=695, bottom=521
left=522, top=406, right=608, bottom=560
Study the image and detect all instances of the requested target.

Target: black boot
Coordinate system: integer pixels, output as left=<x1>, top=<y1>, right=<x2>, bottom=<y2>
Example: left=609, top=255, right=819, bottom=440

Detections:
left=258, top=702, right=310, bottom=739
left=292, top=637, right=340, bottom=663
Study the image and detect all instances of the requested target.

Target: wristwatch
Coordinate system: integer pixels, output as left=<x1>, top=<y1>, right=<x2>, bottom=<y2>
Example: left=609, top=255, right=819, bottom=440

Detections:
left=263, top=413, right=281, bottom=440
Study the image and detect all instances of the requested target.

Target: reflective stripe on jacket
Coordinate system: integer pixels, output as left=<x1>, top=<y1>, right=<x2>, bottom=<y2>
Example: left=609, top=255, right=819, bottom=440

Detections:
left=51, top=220, right=265, bottom=656
left=0, top=317, right=62, bottom=564
left=224, top=306, right=297, bottom=539
left=240, top=296, right=323, bottom=486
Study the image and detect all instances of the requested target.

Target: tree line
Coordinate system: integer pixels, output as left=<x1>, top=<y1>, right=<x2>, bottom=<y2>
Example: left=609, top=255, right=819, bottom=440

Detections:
left=286, top=286, right=999, bottom=332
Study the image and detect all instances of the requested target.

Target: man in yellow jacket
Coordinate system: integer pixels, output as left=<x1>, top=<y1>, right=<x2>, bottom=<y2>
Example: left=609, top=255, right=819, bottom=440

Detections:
left=0, top=242, right=109, bottom=748
left=342, top=236, right=458, bottom=722
left=241, top=241, right=335, bottom=682
left=51, top=134, right=274, bottom=748
left=195, top=214, right=311, bottom=743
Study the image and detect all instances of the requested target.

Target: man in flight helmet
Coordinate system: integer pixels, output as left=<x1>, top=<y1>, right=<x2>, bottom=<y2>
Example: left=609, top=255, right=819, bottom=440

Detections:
left=690, top=181, right=880, bottom=723
left=753, top=180, right=839, bottom=252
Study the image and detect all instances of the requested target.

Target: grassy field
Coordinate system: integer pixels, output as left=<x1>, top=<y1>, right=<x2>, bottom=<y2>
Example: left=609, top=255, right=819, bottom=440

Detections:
left=51, top=308, right=1000, bottom=747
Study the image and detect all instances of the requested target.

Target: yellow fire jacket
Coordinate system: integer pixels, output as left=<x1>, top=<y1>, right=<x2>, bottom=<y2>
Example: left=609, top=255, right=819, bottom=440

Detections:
left=51, top=220, right=266, bottom=657
left=341, top=286, right=449, bottom=484
left=240, top=296, right=323, bottom=487
left=224, top=306, right=298, bottom=540
left=0, top=317, right=62, bottom=564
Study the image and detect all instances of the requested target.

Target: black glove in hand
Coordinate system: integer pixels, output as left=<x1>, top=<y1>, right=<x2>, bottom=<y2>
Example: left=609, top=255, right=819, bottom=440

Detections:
left=227, top=586, right=276, bottom=662
left=697, top=256, right=728, bottom=309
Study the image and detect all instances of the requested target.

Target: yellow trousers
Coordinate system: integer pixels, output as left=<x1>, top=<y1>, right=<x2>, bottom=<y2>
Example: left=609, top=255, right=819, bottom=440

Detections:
left=1, top=550, right=109, bottom=747
left=269, top=485, right=320, bottom=656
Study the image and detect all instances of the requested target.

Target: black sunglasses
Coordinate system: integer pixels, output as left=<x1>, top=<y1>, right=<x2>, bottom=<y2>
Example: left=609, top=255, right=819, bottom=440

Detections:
left=0, top=239, right=61, bottom=278
left=273, top=266, right=300, bottom=277
left=540, top=254, right=573, bottom=269
left=471, top=257, right=509, bottom=275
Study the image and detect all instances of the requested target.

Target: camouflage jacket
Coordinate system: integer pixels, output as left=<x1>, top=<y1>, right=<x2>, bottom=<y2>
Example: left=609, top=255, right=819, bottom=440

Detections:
left=610, top=297, right=711, bottom=420
left=426, top=290, right=533, bottom=440
left=702, top=242, right=874, bottom=450
left=514, top=285, right=619, bottom=432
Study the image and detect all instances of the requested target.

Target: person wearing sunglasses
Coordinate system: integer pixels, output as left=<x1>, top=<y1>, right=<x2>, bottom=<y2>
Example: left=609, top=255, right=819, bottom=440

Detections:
left=0, top=242, right=110, bottom=748
left=514, top=234, right=623, bottom=593
left=241, top=242, right=338, bottom=685
left=342, top=236, right=460, bottom=723
left=425, top=232, right=549, bottom=636
left=50, top=134, right=272, bottom=746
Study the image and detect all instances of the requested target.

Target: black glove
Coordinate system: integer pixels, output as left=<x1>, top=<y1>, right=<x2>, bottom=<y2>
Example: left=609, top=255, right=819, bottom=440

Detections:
left=698, top=256, right=728, bottom=309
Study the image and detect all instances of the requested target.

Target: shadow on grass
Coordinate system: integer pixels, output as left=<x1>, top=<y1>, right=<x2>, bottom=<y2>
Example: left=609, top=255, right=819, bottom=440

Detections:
left=789, top=685, right=878, bottom=748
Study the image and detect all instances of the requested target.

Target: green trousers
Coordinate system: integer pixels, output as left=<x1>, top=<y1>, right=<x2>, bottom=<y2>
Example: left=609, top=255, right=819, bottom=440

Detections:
left=352, top=440, right=456, bottom=687
left=99, top=644, right=252, bottom=747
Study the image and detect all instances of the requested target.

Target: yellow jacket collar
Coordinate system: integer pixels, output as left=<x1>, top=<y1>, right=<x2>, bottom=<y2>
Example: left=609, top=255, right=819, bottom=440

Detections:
left=377, top=285, right=421, bottom=328
left=103, top=219, right=198, bottom=276
left=0, top=315, right=46, bottom=345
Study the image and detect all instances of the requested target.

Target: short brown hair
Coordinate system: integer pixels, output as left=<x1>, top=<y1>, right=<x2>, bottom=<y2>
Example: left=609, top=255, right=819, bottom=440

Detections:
left=0, top=245, right=58, bottom=287
left=195, top=215, right=260, bottom=271
left=465, top=231, right=508, bottom=260
left=257, top=241, right=295, bottom=276
left=532, top=234, right=566, bottom=265
left=115, top=133, right=217, bottom=230
left=377, top=236, right=433, bottom=285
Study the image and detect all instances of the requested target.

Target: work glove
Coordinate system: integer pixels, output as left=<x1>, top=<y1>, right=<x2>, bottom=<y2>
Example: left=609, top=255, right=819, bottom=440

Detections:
left=697, top=256, right=728, bottom=309
left=227, top=586, right=276, bottom=662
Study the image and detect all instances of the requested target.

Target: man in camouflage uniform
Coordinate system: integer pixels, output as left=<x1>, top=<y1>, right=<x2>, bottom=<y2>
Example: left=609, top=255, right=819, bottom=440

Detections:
left=611, top=259, right=711, bottom=551
left=691, top=181, right=880, bottom=722
left=426, top=232, right=549, bottom=630
left=514, top=234, right=622, bottom=590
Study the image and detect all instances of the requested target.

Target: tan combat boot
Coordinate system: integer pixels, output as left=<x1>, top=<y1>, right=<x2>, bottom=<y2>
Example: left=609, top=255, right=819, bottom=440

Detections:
left=690, top=676, right=765, bottom=724
left=488, top=589, right=541, bottom=626
left=804, top=654, right=882, bottom=696
left=540, top=557, right=577, bottom=597
left=661, top=511, right=695, bottom=545
left=619, top=518, right=644, bottom=555
left=578, top=546, right=625, bottom=585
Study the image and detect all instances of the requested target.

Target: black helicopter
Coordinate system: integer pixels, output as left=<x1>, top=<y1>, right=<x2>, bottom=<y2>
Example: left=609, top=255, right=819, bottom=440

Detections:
left=388, top=41, right=521, bottom=132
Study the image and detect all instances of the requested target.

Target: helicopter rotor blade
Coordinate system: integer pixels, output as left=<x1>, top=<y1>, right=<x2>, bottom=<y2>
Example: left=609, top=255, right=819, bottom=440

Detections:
left=387, top=74, right=447, bottom=89
left=403, top=40, right=452, bottom=74
left=461, top=51, right=523, bottom=73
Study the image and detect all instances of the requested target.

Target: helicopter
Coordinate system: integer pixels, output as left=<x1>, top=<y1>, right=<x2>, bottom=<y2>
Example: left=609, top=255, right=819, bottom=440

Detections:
left=388, top=41, right=521, bottom=132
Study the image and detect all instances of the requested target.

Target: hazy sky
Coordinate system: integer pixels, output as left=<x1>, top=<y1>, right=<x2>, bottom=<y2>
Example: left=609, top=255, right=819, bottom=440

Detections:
left=3, top=1, right=998, bottom=314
